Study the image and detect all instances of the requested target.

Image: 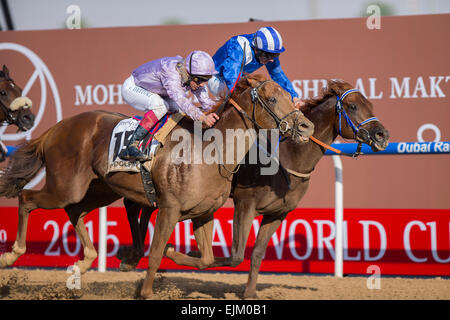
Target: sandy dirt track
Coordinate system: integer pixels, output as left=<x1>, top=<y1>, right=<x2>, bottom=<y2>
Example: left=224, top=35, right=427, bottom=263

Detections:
left=0, top=268, right=449, bottom=300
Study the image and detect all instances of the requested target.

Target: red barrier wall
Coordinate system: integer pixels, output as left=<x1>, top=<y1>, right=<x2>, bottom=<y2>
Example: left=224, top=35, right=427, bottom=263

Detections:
left=1, top=207, right=449, bottom=276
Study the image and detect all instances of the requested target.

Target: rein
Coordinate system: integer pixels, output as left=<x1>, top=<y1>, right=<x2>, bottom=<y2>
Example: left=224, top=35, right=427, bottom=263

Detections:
left=215, top=43, right=247, bottom=117
left=284, top=88, right=381, bottom=180
left=218, top=80, right=303, bottom=177
left=232, top=80, right=304, bottom=138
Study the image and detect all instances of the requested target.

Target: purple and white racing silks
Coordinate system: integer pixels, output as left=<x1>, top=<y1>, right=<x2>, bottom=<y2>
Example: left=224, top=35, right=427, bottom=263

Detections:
left=124, top=55, right=216, bottom=121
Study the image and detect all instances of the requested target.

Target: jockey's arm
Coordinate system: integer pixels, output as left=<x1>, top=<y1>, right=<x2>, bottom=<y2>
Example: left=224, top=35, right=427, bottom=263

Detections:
left=160, top=67, right=204, bottom=121
left=221, top=41, right=246, bottom=92
left=265, top=58, right=299, bottom=101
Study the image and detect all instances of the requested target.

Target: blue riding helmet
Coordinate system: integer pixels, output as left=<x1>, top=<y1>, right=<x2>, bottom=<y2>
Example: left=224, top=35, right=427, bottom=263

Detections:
left=252, top=26, right=286, bottom=53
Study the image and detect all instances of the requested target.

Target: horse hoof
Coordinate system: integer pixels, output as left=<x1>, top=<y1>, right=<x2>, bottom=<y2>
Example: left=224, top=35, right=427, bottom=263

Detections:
left=117, top=246, right=132, bottom=260
left=119, top=261, right=137, bottom=272
left=163, top=244, right=175, bottom=257
left=187, top=251, right=201, bottom=258
left=243, top=291, right=258, bottom=300
left=75, top=261, right=90, bottom=274
left=140, top=289, right=154, bottom=300
left=0, top=252, right=17, bottom=268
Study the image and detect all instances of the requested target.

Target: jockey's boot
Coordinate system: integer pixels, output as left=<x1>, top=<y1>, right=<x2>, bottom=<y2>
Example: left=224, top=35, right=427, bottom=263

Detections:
left=119, top=125, right=150, bottom=162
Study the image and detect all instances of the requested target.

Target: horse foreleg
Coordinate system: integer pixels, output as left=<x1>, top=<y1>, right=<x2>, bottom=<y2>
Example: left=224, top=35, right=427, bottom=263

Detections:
left=141, top=207, right=180, bottom=299
left=138, top=206, right=152, bottom=249
left=119, top=200, right=154, bottom=271
left=200, top=201, right=257, bottom=268
left=118, top=198, right=142, bottom=271
left=164, top=215, right=215, bottom=269
left=228, top=201, right=257, bottom=267
left=244, top=214, right=286, bottom=299
left=0, top=192, right=35, bottom=267
left=0, top=186, right=75, bottom=267
left=73, top=214, right=97, bottom=274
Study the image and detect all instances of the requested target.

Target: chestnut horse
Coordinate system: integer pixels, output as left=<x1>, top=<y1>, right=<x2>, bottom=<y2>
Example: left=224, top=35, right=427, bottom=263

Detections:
left=118, top=79, right=390, bottom=298
left=0, top=75, right=314, bottom=299
left=0, top=65, right=35, bottom=160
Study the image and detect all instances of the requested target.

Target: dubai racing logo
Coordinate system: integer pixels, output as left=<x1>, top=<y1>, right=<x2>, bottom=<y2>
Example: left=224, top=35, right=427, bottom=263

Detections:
left=0, top=43, right=63, bottom=188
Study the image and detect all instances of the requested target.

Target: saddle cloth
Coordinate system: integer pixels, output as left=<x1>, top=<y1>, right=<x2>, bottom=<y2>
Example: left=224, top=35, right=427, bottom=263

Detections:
left=107, top=112, right=183, bottom=174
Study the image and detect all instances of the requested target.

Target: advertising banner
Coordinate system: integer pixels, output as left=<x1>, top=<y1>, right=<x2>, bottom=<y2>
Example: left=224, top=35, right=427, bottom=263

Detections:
left=0, top=14, right=449, bottom=209
left=1, top=207, right=449, bottom=276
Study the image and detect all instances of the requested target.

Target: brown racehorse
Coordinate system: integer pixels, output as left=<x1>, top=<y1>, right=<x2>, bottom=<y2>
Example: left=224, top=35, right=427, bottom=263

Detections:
left=118, top=79, right=390, bottom=298
left=0, top=75, right=314, bottom=299
left=0, top=65, right=35, bottom=160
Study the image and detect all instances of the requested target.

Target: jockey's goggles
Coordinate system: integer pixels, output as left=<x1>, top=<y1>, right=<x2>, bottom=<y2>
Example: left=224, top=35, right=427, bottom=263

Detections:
left=256, top=49, right=280, bottom=61
left=190, top=74, right=212, bottom=85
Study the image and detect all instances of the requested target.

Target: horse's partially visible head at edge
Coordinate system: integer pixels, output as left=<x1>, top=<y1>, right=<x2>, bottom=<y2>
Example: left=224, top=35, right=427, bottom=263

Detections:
left=0, top=65, right=35, bottom=131
left=303, top=79, right=389, bottom=151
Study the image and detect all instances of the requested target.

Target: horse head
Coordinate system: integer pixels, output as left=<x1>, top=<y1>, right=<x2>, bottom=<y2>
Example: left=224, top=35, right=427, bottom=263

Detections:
left=327, top=80, right=389, bottom=151
left=233, top=74, right=314, bottom=143
left=0, top=65, right=35, bottom=131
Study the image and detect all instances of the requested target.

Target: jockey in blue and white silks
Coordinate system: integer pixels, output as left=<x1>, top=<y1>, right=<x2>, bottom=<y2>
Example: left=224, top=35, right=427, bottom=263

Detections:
left=209, top=26, right=303, bottom=108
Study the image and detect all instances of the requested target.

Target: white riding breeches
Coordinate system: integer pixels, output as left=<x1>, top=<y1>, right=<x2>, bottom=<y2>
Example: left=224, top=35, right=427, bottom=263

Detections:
left=121, top=75, right=179, bottom=119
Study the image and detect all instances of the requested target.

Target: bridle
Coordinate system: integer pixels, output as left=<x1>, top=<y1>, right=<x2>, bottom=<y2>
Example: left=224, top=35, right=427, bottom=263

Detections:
left=234, top=80, right=304, bottom=139
left=331, top=88, right=380, bottom=157
left=0, top=80, right=20, bottom=126
left=336, top=88, right=379, bottom=137
left=218, top=80, right=305, bottom=176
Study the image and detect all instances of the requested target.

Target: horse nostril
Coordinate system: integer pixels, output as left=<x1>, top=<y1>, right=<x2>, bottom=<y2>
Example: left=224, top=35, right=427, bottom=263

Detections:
left=375, top=130, right=385, bottom=141
left=299, top=122, right=312, bottom=130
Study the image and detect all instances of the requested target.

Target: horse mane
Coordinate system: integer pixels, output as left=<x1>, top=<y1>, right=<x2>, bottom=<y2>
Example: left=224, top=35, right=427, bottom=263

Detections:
left=301, top=79, right=354, bottom=113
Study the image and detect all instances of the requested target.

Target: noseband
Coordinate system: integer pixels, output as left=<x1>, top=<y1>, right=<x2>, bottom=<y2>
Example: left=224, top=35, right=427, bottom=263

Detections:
left=334, top=88, right=380, bottom=157
left=0, top=79, right=22, bottom=126
left=336, top=88, right=379, bottom=137
left=0, top=102, right=20, bottom=126
left=244, top=80, right=303, bottom=137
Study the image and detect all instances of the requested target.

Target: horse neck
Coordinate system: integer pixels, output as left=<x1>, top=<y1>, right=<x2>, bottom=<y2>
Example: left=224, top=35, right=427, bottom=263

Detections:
left=213, top=97, right=257, bottom=169
left=280, top=97, right=338, bottom=172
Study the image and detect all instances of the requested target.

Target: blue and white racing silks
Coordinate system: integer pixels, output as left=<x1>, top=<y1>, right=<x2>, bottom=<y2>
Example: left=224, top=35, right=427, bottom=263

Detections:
left=212, top=33, right=299, bottom=100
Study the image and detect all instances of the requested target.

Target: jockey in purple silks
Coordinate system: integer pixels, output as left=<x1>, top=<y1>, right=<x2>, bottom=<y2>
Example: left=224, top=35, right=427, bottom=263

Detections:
left=119, top=50, right=219, bottom=162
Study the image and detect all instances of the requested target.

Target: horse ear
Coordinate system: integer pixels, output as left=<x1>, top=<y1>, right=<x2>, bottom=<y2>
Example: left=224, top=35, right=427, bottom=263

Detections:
left=2, top=65, right=9, bottom=76
left=246, top=77, right=260, bottom=88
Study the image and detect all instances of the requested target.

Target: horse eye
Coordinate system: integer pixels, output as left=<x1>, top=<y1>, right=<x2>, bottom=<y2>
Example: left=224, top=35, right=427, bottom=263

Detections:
left=269, top=97, right=277, bottom=104
left=349, top=104, right=357, bottom=111
left=0, top=91, right=6, bottom=96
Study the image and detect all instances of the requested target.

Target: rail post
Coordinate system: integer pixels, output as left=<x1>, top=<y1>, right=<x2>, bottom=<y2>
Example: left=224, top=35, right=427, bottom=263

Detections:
left=98, top=206, right=107, bottom=272
left=327, top=141, right=449, bottom=277
left=332, top=155, right=344, bottom=278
